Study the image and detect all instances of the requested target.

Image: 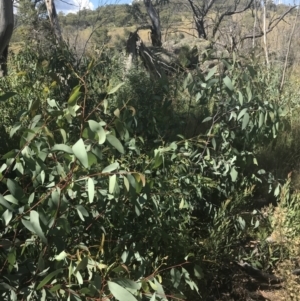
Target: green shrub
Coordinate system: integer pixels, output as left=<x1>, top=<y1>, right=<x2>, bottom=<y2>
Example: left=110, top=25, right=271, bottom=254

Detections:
left=0, top=42, right=292, bottom=300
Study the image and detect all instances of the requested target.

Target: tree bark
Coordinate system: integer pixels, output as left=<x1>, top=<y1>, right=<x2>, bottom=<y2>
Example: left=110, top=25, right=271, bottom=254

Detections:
left=0, top=0, right=14, bottom=77
left=263, top=0, right=269, bottom=67
left=144, top=0, right=162, bottom=46
left=280, top=3, right=299, bottom=91
left=252, top=0, right=258, bottom=48
left=45, top=0, right=63, bottom=43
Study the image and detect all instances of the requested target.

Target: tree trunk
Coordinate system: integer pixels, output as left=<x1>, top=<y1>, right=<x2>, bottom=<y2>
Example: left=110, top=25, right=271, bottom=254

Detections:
left=263, top=0, right=269, bottom=67
left=0, top=0, right=14, bottom=77
left=280, top=3, right=299, bottom=91
left=144, top=0, right=162, bottom=46
left=45, top=0, right=63, bottom=43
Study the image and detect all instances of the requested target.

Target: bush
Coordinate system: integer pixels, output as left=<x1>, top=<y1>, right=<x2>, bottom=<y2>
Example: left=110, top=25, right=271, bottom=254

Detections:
left=0, top=41, right=295, bottom=300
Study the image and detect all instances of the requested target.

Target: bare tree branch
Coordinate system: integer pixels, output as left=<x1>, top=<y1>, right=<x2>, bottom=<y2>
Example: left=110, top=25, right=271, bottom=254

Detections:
left=240, top=5, right=296, bottom=42
left=212, top=0, right=254, bottom=38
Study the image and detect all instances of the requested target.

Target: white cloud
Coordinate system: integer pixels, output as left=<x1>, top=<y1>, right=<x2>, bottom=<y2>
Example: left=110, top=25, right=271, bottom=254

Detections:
left=55, top=0, right=94, bottom=14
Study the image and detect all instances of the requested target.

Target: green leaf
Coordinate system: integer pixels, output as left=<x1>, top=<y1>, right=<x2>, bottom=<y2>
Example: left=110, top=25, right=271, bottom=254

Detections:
left=107, top=281, right=138, bottom=301
left=72, top=139, right=89, bottom=168
left=74, top=256, right=89, bottom=273
left=52, top=144, right=73, bottom=154
left=88, top=120, right=106, bottom=144
left=150, top=293, right=156, bottom=301
left=237, top=108, right=247, bottom=121
left=75, top=271, right=83, bottom=285
left=68, top=85, right=82, bottom=106
left=259, top=112, right=264, bottom=128
left=7, top=179, right=24, bottom=200
left=113, top=279, right=141, bottom=290
left=109, top=175, right=117, bottom=194
left=30, top=211, right=48, bottom=244
left=0, top=194, right=15, bottom=211
left=242, top=112, right=250, bottom=130
left=49, top=284, right=62, bottom=292
left=124, top=177, right=130, bottom=191
left=194, top=265, right=204, bottom=279
left=107, top=134, right=124, bottom=154
left=170, top=268, right=181, bottom=288
left=223, top=76, right=233, bottom=91
left=108, top=82, right=124, bottom=95
left=87, top=178, right=95, bottom=203
left=230, top=167, right=238, bottom=182
left=36, top=269, right=63, bottom=290
left=2, top=209, right=13, bottom=226
left=54, top=251, right=68, bottom=261
left=238, top=91, right=243, bottom=106
left=22, top=219, right=35, bottom=233
left=1, top=150, right=17, bottom=159
left=153, top=278, right=167, bottom=300
left=202, top=116, right=212, bottom=123
left=10, top=122, right=22, bottom=138
left=238, top=216, right=246, bottom=230
left=102, top=162, right=119, bottom=173
left=205, top=66, right=217, bottom=81
left=76, top=205, right=89, bottom=221
left=0, top=92, right=17, bottom=101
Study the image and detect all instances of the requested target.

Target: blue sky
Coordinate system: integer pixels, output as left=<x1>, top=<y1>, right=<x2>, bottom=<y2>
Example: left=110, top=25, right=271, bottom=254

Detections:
left=55, top=0, right=298, bottom=14
left=56, top=0, right=132, bottom=14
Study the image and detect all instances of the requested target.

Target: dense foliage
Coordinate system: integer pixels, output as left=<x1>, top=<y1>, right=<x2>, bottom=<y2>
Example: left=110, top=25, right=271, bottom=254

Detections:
left=0, top=36, right=297, bottom=300
left=1, top=1, right=300, bottom=300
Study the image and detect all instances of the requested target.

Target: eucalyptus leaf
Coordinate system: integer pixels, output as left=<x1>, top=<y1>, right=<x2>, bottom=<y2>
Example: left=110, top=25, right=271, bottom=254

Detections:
left=107, top=281, right=138, bottom=301
left=72, top=139, right=89, bottom=168
left=242, top=112, right=250, bottom=130
left=108, top=82, right=124, bottom=95
left=30, top=211, right=48, bottom=244
left=223, top=76, right=234, bottom=91
left=87, top=178, right=95, bottom=203
left=230, top=167, right=238, bottom=182
left=88, top=120, right=106, bottom=144
left=52, top=144, right=73, bottom=154
left=36, top=269, right=63, bottom=290
left=107, top=134, right=124, bottom=154
left=102, top=162, right=119, bottom=173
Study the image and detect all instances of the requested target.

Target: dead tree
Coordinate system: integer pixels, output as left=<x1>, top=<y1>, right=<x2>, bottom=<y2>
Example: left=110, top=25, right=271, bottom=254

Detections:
left=44, top=0, right=63, bottom=43
left=144, top=0, right=162, bottom=46
left=240, top=5, right=296, bottom=44
left=187, top=0, right=254, bottom=40
left=0, top=0, right=14, bottom=77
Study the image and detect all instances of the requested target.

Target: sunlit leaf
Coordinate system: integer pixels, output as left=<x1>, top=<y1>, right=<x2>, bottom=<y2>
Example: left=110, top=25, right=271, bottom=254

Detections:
left=0, top=194, right=15, bottom=211
left=242, top=112, right=250, bottom=130
left=109, top=175, right=117, bottom=194
left=52, top=144, right=73, bottom=154
left=223, top=76, right=233, bottom=91
left=88, top=120, right=106, bottom=144
left=55, top=251, right=68, bottom=261
left=87, top=178, right=95, bottom=203
left=107, top=281, right=138, bottom=301
left=230, top=167, right=238, bottom=182
left=102, top=162, right=119, bottom=173
left=108, top=82, right=124, bottom=95
left=30, top=211, right=48, bottom=244
left=72, top=139, right=89, bottom=168
left=68, top=85, right=82, bottom=106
